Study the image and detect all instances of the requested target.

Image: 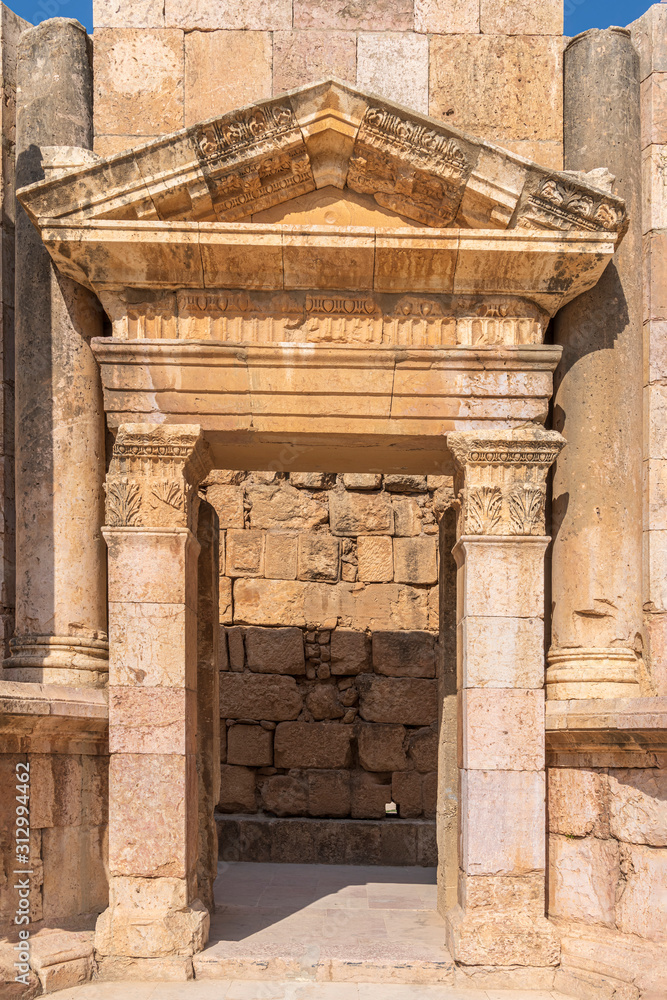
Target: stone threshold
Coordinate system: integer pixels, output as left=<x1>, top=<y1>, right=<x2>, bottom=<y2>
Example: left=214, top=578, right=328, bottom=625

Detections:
left=217, top=814, right=437, bottom=866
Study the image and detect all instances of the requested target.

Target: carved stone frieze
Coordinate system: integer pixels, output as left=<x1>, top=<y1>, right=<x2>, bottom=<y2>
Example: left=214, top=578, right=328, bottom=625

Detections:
left=154, top=290, right=548, bottom=348
left=347, top=104, right=476, bottom=227
left=105, top=424, right=212, bottom=531
left=516, top=175, right=627, bottom=233
left=448, top=429, right=564, bottom=536
left=192, top=100, right=316, bottom=222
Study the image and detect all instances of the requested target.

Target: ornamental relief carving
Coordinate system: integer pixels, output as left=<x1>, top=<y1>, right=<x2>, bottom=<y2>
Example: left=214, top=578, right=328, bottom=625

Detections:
left=105, top=427, right=211, bottom=531
left=517, top=176, right=626, bottom=233
left=449, top=430, right=564, bottom=538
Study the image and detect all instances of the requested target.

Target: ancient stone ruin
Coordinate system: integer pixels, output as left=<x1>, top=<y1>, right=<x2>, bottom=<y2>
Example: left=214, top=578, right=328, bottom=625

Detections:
left=0, top=0, right=665, bottom=996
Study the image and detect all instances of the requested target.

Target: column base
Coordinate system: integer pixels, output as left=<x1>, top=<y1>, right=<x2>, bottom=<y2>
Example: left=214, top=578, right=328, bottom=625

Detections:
left=95, top=900, right=209, bottom=959
left=3, top=635, right=109, bottom=687
left=445, top=904, right=560, bottom=967
left=546, top=647, right=641, bottom=700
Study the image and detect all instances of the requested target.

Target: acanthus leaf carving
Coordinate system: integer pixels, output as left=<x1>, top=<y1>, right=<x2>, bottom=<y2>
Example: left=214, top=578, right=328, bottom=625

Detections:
left=507, top=485, right=546, bottom=536
left=466, top=485, right=503, bottom=534
left=105, top=479, right=142, bottom=528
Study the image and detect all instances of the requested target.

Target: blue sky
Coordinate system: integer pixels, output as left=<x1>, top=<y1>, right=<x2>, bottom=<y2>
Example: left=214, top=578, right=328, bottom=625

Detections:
left=3, top=0, right=661, bottom=34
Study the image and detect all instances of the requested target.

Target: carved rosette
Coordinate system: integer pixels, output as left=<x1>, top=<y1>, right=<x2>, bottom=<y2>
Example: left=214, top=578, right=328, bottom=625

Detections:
left=105, top=424, right=212, bottom=531
left=448, top=430, right=564, bottom=537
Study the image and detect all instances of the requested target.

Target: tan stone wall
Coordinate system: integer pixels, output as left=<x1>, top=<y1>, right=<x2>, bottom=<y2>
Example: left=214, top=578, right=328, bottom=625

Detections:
left=548, top=765, right=667, bottom=943
left=204, top=470, right=449, bottom=821
left=0, top=6, right=30, bottom=664
left=0, top=751, right=108, bottom=933
left=632, top=5, right=667, bottom=696
left=91, top=0, right=564, bottom=170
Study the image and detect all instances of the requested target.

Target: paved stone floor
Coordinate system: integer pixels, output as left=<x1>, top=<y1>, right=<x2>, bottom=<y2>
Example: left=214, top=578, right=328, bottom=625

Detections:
left=50, top=987, right=573, bottom=999
left=50, top=864, right=573, bottom=998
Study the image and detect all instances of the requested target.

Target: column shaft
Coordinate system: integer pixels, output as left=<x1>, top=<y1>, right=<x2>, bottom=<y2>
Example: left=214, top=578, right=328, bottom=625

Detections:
left=550, top=27, right=644, bottom=699
left=95, top=425, right=212, bottom=970
left=445, top=429, right=563, bottom=969
left=7, top=18, right=107, bottom=685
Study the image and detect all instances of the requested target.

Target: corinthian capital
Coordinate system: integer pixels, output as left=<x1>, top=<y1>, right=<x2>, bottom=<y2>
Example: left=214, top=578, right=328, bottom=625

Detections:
left=105, top=424, right=212, bottom=531
left=448, top=428, right=564, bottom=537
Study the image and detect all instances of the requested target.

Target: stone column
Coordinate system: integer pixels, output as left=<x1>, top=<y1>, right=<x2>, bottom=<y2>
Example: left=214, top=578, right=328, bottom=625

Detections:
left=196, top=499, right=220, bottom=914
left=445, top=428, right=563, bottom=969
left=95, top=424, right=212, bottom=975
left=5, top=18, right=107, bottom=686
left=549, top=27, right=643, bottom=699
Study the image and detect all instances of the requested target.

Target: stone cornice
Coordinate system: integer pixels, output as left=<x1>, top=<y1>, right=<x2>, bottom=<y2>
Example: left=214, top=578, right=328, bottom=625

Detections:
left=17, top=80, right=627, bottom=238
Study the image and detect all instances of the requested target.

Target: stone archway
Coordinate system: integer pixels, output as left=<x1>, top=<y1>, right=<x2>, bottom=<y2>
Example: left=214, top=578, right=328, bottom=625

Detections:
left=16, top=79, right=625, bottom=976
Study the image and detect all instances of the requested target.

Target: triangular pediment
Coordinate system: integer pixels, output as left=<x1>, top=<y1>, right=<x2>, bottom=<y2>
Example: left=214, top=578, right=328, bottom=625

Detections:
left=19, top=79, right=626, bottom=236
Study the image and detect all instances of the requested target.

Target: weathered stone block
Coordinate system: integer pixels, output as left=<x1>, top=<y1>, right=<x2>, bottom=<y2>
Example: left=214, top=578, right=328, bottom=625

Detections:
left=290, top=472, right=336, bottom=489
left=461, top=770, right=546, bottom=876
left=607, top=769, right=667, bottom=847
left=548, top=834, right=619, bottom=928
left=329, top=490, right=393, bottom=536
left=30, top=754, right=82, bottom=828
left=109, top=687, right=195, bottom=755
left=293, top=0, right=412, bottom=30
left=429, top=34, right=563, bottom=143
left=393, top=536, right=438, bottom=585
left=349, top=583, right=430, bottom=631
left=233, top=578, right=306, bottom=626
left=206, top=485, right=244, bottom=529
left=342, top=473, right=382, bottom=490
left=260, top=774, right=308, bottom=816
left=357, top=535, right=393, bottom=582
left=616, top=842, right=667, bottom=941
left=264, top=533, right=298, bottom=581
left=408, top=727, right=438, bottom=773
left=307, top=770, right=351, bottom=817
left=247, top=484, right=328, bottom=530
left=184, top=30, right=272, bottom=127
left=225, top=626, right=245, bottom=671
left=226, top=529, right=265, bottom=578
left=330, top=628, right=370, bottom=674
left=298, top=532, right=339, bottom=582
left=219, top=577, right=233, bottom=624
left=372, top=630, right=436, bottom=678
left=94, top=0, right=165, bottom=27
left=415, top=0, right=478, bottom=31
left=480, top=0, right=563, bottom=35
left=244, top=625, right=305, bottom=675
left=358, top=676, right=437, bottom=725
left=392, top=497, right=422, bottom=536
left=306, top=684, right=345, bottom=720
left=351, top=772, right=393, bottom=819
left=93, top=28, right=184, bottom=137
left=422, top=772, right=437, bottom=818
left=357, top=33, right=429, bottom=115
left=108, top=754, right=195, bottom=878
left=462, top=689, right=544, bottom=770
left=274, top=721, right=353, bottom=768
left=227, top=725, right=273, bottom=767
left=219, top=764, right=257, bottom=813
left=358, top=723, right=408, bottom=772
left=548, top=768, right=609, bottom=839
left=165, top=0, right=292, bottom=29
left=384, top=474, right=428, bottom=493
left=458, top=539, right=546, bottom=619
left=392, top=771, right=422, bottom=818
left=460, top=616, right=545, bottom=689
left=220, top=672, right=302, bottom=720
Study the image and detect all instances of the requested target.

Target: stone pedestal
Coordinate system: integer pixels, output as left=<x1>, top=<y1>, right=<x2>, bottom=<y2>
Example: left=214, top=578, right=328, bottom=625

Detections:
left=6, top=18, right=107, bottom=687
left=445, top=429, right=563, bottom=968
left=95, top=425, right=212, bottom=969
left=550, top=28, right=643, bottom=700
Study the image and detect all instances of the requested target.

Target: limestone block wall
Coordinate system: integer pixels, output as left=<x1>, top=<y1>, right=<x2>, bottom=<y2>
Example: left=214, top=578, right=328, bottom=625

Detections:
left=0, top=751, right=108, bottom=933
left=547, top=764, right=667, bottom=952
left=632, top=5, right=667, bottom=696
left=203, top=470, right=449, bottom=824
left=91, top=0, right=564, bottom=170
